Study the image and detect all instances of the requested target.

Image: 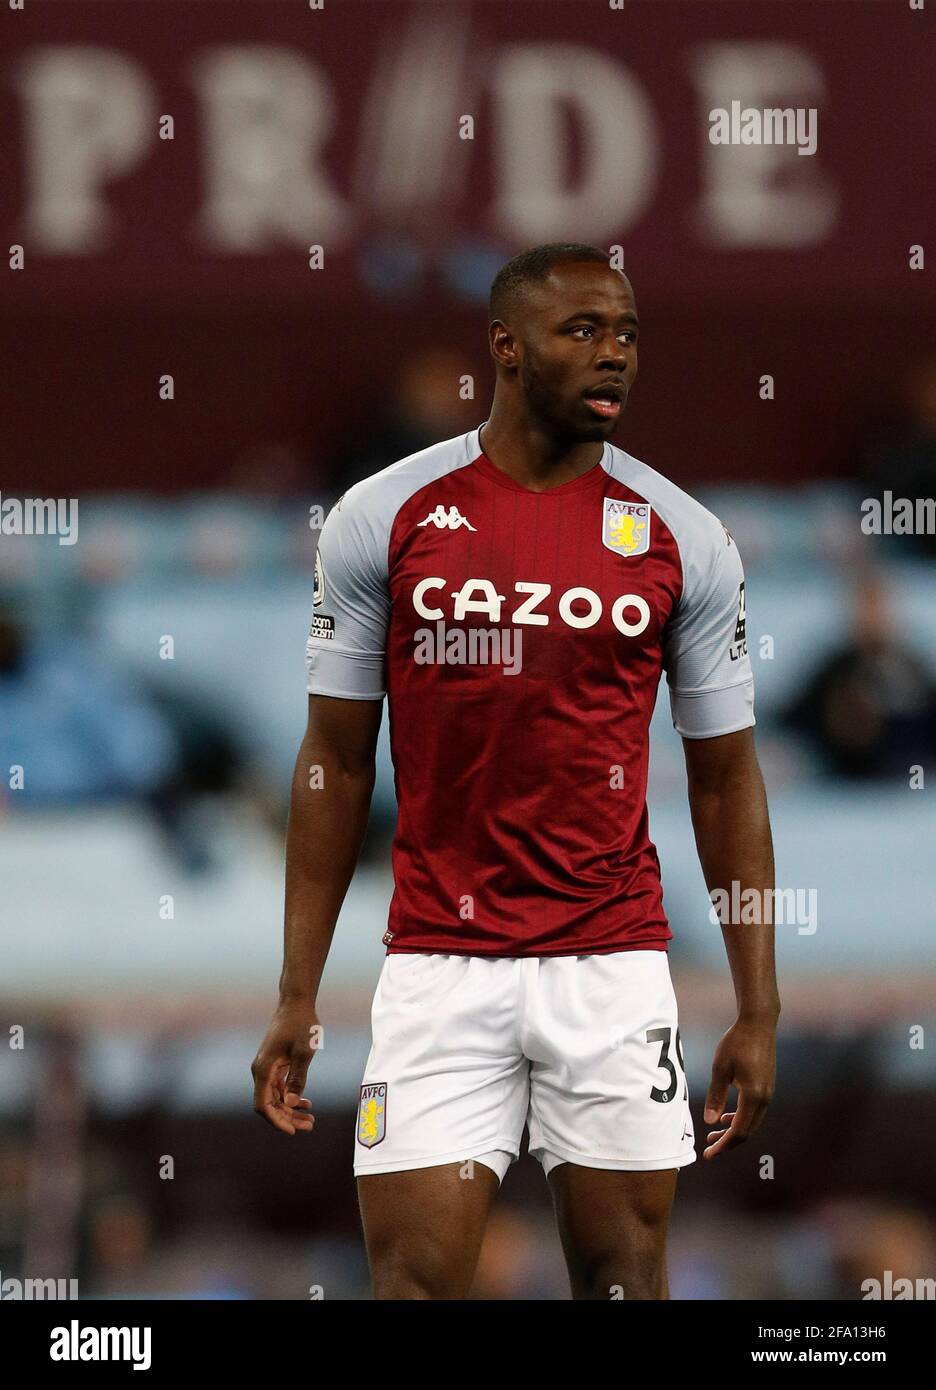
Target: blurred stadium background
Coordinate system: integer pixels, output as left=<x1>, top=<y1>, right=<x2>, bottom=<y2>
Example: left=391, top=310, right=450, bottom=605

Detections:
left=1, top=0, right=935, bottom=1300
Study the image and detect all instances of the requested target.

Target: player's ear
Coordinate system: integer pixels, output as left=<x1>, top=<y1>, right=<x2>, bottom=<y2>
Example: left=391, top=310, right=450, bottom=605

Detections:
left=489, top=319, right=519, bottom=368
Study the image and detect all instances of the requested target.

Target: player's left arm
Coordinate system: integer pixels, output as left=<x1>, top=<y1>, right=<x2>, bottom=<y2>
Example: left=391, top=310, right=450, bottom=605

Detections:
left=683, top=727, right=779, bottom=1160
left=663, top=515, right=779, bottom=1160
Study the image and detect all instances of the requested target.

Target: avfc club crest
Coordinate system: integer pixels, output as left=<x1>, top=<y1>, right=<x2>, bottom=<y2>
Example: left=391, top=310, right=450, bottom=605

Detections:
left=602, top=499, right=651, bottom=557
left=356, top=1082, right=387, bottom=1148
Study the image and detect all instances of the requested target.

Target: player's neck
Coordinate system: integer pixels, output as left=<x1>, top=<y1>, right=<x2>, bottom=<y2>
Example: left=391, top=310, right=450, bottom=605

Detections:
left=478, top=413, right=605, bottom=493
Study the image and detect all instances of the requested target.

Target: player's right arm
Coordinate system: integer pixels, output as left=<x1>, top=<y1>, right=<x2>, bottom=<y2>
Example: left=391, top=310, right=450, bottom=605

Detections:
left=252, top=484, right=390, bottom=1135
left=252, top=694, right=382, bottom=1135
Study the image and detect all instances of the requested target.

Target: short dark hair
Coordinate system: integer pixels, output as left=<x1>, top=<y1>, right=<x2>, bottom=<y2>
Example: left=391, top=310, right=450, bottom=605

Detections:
left=488, top=242, right=611, bottom=323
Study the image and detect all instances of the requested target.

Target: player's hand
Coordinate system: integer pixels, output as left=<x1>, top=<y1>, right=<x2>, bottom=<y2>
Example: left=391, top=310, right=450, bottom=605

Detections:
left=251, top=1000, right=320, bottom=1135
left=702, top=1015, right=777, bottom=1160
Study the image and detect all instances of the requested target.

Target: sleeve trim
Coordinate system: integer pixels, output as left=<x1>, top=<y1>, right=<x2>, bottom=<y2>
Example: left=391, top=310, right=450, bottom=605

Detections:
left=668, top=675, right=753, bottom=698
left=670, top=677, right=754, bottom=739
left=676, top=714, right=756, bottom=741
left=306, top=685, right=386, bottom=701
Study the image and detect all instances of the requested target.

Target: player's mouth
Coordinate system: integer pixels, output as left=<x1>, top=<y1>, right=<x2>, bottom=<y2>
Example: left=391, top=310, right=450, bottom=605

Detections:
left=582, top=385, right=626, bottom=420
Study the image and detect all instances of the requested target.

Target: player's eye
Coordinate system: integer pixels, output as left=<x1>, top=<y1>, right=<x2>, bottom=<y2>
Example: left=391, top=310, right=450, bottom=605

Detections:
left=570, top=325, right=636, bottom=345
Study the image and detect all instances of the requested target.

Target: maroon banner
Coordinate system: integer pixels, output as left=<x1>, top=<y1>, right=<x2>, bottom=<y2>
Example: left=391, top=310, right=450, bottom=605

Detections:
left=1, top=0, right=934, bottom=489
left=2, top=0, right=933, bottom=307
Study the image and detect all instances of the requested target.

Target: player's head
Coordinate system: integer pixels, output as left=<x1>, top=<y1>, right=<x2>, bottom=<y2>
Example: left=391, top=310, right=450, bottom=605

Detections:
left=487, top=243, right=638, bottom=442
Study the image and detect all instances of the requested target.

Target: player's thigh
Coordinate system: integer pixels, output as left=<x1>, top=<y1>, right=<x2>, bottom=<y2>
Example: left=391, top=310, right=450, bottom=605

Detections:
left=357, top=1160, right=500, bottom=1298
left=547, top=1163, right=678, bottom=1299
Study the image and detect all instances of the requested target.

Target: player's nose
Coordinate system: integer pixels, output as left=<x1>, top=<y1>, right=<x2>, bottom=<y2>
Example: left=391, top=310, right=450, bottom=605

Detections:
left=595, top=336, right=631, bottom=370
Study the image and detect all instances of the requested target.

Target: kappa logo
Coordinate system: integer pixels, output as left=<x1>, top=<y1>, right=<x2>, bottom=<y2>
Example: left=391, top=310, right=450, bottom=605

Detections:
left=603, top=499, right=651, bottom=557
left=417, top=504, right=477, bottom=532
left=357, top=1082, right=387, bottom=1148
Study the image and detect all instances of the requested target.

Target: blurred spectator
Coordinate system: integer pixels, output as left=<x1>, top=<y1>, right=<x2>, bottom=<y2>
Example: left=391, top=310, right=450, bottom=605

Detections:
left=325, top=346, right=482, bottom=492
left=857, top=352, right=936, bottom=558
left=0, top=1140, right=29, bottom=1274
left=138, top=681, right=261, bottom=874
left=0, top=605, right=178, bottom=810
left=781, top=573, right=936, bottom=779
left=813, top=1197, right=936, bottom=1300
left=85, top=1193, right=153, bottom=1292
left=0, top=602, right=271, bottom=872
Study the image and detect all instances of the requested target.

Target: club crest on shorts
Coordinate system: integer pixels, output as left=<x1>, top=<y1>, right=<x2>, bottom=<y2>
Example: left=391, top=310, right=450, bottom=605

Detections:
left=603, top=499, right=651, bottom=557
left=356, top=1082, right=387, bottom=1148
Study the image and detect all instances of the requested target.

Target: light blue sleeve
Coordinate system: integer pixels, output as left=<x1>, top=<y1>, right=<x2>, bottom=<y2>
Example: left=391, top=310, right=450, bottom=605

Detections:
left=305, top=488, right=390, bottom=701
left=663, top=523, right=755, bottom=739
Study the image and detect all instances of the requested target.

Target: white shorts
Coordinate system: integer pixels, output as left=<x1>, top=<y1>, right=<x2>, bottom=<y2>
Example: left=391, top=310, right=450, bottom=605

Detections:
left=353, top=949, right=696, bottom=1183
